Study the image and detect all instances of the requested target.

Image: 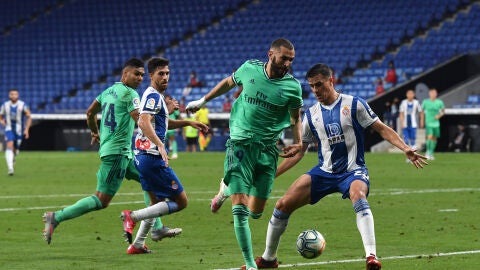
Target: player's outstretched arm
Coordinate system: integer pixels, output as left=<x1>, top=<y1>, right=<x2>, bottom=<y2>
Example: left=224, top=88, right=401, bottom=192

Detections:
left=276, top=142, right=309, bottom=178
left=279, top=108, right=303, bottom=158
left=371, top=120, right=428, bottom=168
left=185, top=76, right=236, bottom=113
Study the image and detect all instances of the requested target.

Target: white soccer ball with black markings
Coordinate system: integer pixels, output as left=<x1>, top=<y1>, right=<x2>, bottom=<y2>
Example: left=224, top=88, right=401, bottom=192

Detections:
left=296, top=229, right=326, bottom=259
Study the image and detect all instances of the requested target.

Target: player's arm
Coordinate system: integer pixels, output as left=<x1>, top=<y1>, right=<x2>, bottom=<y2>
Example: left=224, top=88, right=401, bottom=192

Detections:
left=0, top=106, right=5, bottom=126
left=276, top=142, right=309, bottom=178
left=23, top=107, right=32, bottom=139
left=435, top=107, right=445, bottom=120
left=138, top=113, right=169, bottom=166
left=86, top=100, right=102, bottom=145
left=168, top=119, right=208, bottom=133
left=398, top=111, right=404, bottom=129
left=279, top=107, right=303, bottom=158
left=129, top=108, right=139, bottom=122
left=371, top=120, right=427, bottom=168
left=186, top=76, right=236, bottom=112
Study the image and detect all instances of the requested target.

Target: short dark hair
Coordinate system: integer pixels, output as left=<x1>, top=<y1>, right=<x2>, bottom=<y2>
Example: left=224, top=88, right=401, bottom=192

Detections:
left=148, top=57, right=170, bottom=74
left=271, top=38, right=294, bottom=50
left=305, top=63, right=332, bottom=80
left=123, top=58, right=144, bottom=69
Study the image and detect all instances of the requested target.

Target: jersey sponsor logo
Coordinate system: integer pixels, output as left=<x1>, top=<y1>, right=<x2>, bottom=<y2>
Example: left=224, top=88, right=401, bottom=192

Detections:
left=145, top=98, right=156, bottom=109
left=327, top=123, right=345, bottom=145
left=342, top=105, right=350, bottom=117
left=135, top=138, right=151, bottom=150
left=133, top=98, right=140, bottom=107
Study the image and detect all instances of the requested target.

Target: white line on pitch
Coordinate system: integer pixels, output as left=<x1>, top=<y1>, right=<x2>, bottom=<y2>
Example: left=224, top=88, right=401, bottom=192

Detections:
left=1, top=187, right=479, bottom=200
left=213, top=250, right=480, bottom=270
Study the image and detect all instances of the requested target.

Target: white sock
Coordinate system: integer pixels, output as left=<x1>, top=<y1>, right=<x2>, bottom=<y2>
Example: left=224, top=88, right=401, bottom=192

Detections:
left=133, top=218, right=155, bottom=249
left=5, top=149, right=14, bottom=170
left=131, top=201, right=172, bottom=221
left=354, top=199, right=376, bottom=257
left=262, top=209, right=289, bottom=261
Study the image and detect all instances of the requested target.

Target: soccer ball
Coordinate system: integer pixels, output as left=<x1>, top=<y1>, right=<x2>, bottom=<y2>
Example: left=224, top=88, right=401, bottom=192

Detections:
left=296, top=229, right=326, bottom=259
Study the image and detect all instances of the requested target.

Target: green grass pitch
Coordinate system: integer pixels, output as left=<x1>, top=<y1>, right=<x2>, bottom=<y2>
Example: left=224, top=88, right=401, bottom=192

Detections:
left=1, top=151, right=479, bottom=269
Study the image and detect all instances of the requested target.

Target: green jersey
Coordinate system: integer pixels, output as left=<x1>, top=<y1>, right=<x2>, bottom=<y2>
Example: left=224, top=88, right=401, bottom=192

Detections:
left=230, top=60, right=303, bottom=141
left=169, top=110, right=180, bottom=120
left=422, top=98, right=444, bottom=128
left=96, top=82, right=140, bottom=158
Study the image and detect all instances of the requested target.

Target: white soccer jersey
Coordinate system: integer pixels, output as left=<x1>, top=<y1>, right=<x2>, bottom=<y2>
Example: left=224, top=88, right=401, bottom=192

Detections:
left=134, top=86, right=169, bottom=155
left=0, top=100, right=28, bottom=134
left=399, top=99, right=422, bottom=128
left=302, top=94, right=378, bottom=174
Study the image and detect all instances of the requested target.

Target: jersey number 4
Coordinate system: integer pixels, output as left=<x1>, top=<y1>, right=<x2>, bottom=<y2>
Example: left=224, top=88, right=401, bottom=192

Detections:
left=102, top=103, right=117, bottom=132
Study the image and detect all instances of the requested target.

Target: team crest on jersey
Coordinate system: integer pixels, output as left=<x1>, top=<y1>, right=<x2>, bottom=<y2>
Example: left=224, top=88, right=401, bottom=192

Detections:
left=171, top=180, right=179, bottom=190
left=133, top=98, right=140, bottom=107
left=145, top=98, right=156, bottom=109
left=249, top=79, right=255, bottom=84
left=342, top=105, right=350, bottom=117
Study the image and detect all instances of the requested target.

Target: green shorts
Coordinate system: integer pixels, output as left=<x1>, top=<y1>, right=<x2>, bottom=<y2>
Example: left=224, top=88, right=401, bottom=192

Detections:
left=223, top=138, right=279, bottom=199
left=166, top=130, right=176, bottom=137
left=96, top=155, right=137, bottom=195
left=426, top=126, right=440, bottom=138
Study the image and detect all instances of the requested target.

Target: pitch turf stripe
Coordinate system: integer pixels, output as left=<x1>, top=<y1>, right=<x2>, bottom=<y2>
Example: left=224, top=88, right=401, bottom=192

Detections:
left=213, top=250, right=480, bottom=270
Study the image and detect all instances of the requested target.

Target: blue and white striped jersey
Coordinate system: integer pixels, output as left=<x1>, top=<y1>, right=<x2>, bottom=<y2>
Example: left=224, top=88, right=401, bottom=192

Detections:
left=0, top=100, right=29, bottom=134
left=134, top=86, right=169, bottom=156
left=302, top=94, right=378, bottom=174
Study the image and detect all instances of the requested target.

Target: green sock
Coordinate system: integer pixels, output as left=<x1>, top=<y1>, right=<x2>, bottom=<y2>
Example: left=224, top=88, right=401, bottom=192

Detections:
left=431, top=140, right=437, bottom=154
left=144, top=192, right=163, bottom=230
left=232, top=205, right=256, bottom=269
left=172, top=140, right=178, bottom=155
left=55, top=195, right=103, bottom=223
left=426, top=140, right=432, bottom=154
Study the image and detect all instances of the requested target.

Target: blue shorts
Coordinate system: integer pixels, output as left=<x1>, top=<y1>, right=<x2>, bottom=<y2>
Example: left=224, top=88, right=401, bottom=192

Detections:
left=134, top=154, right=184, bottom=200
left=402, top=127, right=417, bottom=144
left=4, top=130, right=22, bottom=148
left=307, top=167, right=370, bottom=204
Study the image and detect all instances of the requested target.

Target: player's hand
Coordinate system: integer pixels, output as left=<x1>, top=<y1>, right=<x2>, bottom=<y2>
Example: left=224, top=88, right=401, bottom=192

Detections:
left=279, top=143, right=302, bottom=158
left=166, top=97, right=179, bottom=114
left=24, top=130, right=30, bottom=139
left=185, top=97, right=206, bottom=113
left=405, top=148, right=428, bottom=168
left=157, top=143, right=169, bottom=167
left=90, top=132, right=100, bottom=145
left=191, top=121, right=209, bottom=133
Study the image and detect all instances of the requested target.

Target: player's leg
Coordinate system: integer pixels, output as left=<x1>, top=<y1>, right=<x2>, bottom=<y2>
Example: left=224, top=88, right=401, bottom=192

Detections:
left=402, top=127, right=409, bottom=145
left=43, top=155, right=127, bottom=244
left=260, top=173, right=312, bottom=265
left=224, top=140, right=258, bottom=269
left=167, top=130, right=178, bottom=159
left=425, top=126, right=434, bottom=158
left=346, top=170, right=381, bottom=269
left=125, top=159, right=181, bottom=242
left=4, top=131, right=15, bottom=175
left=429, top=127, right=440, bottom=159
left=410, top=127, right=417, bottom=148
left=121, top=155, right=186, bottom=243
